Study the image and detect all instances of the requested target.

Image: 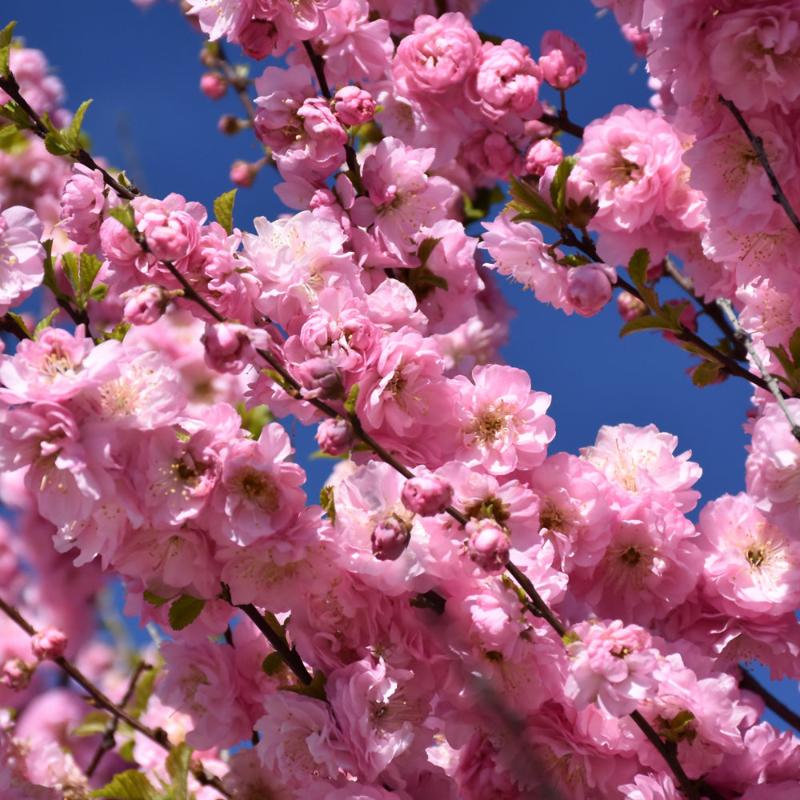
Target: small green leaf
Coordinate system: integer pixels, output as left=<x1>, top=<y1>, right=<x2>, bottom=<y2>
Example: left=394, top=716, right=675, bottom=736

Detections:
left=89, top=282, right=109, bottom=302
left=691, top=360, right=723, bottom=387
left=167, top=595, right=205, bottom=631
left=66, top=99, right=92, bottom=150
left=561, top=630, right=581, bottom=646
left=101, top=321, right=131, bottom=342
left=262, top=652, right=286, bottom=676
left=165, top=743, right=191, bottom=800
left=627, top=248, right=650, bottom=289
left=0, top=101, right=32, bottom=129
left=619, top=314, right=677, bottom=338
left=44, top=129, right=71, bottom=156
left=508, top=177, right=559, bottom=228
left=344, top=384, right=359, bottom=416
left=5, top=311, right=30, bottom=338
left=143, top=590, right=170, bottom=607
left=320, top=484, right=336, bottom=523
left=129, top=664, right=158, bottom=720
left=281, top=670, right=327, bottom=701
left=788, top=328, right=800, bottom=367
left=73, top=710, right=112, bottom=737
left=0, top=21, right=16, bottom=77
left=90, top=770, right=159, bottom=800
left=109, top=204, right=137, bottom=235
left=213, top=188, right=237, bottom=235
left=0, top=124, right=27, bottom=153
left=417, top=237, right=440, bottom=266
left=62, top=251, right=103, bottom=309
left=236, top=402, right=272, bottom=439
left=33, top=309, right=59, bottom=338
left=549, top=155, right=576, bottom=215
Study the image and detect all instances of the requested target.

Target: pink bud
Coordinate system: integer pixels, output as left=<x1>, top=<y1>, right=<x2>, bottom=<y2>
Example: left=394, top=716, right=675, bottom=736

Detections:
left=316, top=418, right=354, bottom=456
left=294, top=357, right=343, bottom=399
left=200, top=72, right=227, bottom=100
left=525, top=138, right=563, bottom=176
left=202, top=321, right=255, bottom=374
left=621, top=24, right=650, bottom=59
left=539, top=30, right=587, bottom=89
left=371, top=515, right=412, bottom=561
left=566, top=263, right=615, bottom=317
left=466, top=519, right=510, bottom=573
left=31, top=626, right=68, bottom=661
left=402, top=473, right=453, bottom=516
left=122, top=284, right=170, bottom=326
left=616, top=291, right=647, bottom=322
left=230, top=160, right=258, bottom=187
left=1, top=658, right=33, bottom=691
left=333, top=86, right=376, bottom=127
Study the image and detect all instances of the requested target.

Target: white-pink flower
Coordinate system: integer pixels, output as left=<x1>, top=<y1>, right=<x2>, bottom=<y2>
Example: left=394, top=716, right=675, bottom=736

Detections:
left=0, top=206, right=44, bottom=316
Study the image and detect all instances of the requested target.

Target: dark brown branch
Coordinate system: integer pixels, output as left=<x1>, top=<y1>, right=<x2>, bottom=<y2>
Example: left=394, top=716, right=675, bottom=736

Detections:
left=539, top=110, right=585, bottom=139
left=719, top=96, right=800, bottom=238
left=0, top=596, right=230, bottom=797
left=740, top=668, right=800, bottom=733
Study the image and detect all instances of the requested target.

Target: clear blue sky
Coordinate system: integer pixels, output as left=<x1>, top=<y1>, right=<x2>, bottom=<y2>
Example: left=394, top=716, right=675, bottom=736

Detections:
left=8, top=0, right=785, bottom=718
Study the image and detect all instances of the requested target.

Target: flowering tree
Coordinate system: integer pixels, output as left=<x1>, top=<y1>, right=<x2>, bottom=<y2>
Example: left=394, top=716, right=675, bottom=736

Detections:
left=0, top=0, right=799, bottom=797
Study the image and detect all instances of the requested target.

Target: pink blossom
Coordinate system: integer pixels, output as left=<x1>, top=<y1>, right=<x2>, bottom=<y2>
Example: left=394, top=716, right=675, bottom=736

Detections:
left=59, top=165, right=106, bottom=247
left=619, top=774, right=681, bottom=800
left=199, top=72, right=227, bottom=100
left=316, top=417, right=354, bottom=455
left=29, top=627, right=67, bottom=661
left=699, top=493, right=800, bottom=618
left=3, top=49, right=65, bottom=119
left=581, top=422, right=702, bottom=512
left=402, top=472, right=453, bottom=516
left=213, top=421, right=306, bottom=545
left=706, top=5, right=800, bottom=114
left=525, top=138, right=563, bottom=176
left=133, top=193, right=207, bottom=264
left=465, top=518, right=509, bottom=573
left=468, top=39, right=542, bottom=123
left=565, top=619, right=660, bottom=716
left=566, top=263, right=616, bottom=316
left=393, top=13, right=481, bottom=98
left=539, top=30, right=588, bottom=89
left=333, top=85, right=376, bottom=127
left=0, top=206, right=44, bottom=316
left=453, top=363, right=555, bottom=475
left=122, top=284, right=170, bottom=325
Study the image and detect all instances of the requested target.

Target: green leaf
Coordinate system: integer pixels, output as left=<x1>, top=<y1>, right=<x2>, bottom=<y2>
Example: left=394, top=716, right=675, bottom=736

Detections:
left=0, top=101, right=32, bottom=129
left=73, top=710, right=112, bottom=737
left=129, top=664, right=158, bottom=720
left=66, top=99, right=92, bottom=150
left=236, top=402, right=272, bottom=439
left=344, top=384, right=359, bottom=416
left=213, top=188, right=237, bottom=235
left=165, top=743, right=191, bottom=800
left=143, top=590, right=170, bottom=607
left=262, top=652, right=286, bottom=676
left=508, top=177, right=559, bottom=228
left=62, top=251, right=103, bottom=309
left=282, top=669, right=327, bottom=701
left=320, top=484, right=336, bottom=523
left=41, top=240, right=59, bottom=295
left=0, top=123, right=27, bottom=153
left=788, top=328, right=800, bottom=367
left=5, top=311, right=30, bottom=338
left=33, top=309, right=59, bottom=338
left=0, top=20, right=16, bottom=78
left=417, top=237, right=440, bottom=266
left=549, top=155, right=576, bottom=215
left=691, top=360, right=723, bottom=387
left=462, top=185, right=504, bottom=222
left=167, top=595, right=205, bottom=631
left=110, top=204, right=137, bottom=235
left=627, top=248, right=650, bottom=289
left=101, top=321, right=131, bottom=342
left=90, top=770, right=159, bottom=800
left=619, top=314, right=678, bottom=338
left=89, top=282, right=109, bottom=302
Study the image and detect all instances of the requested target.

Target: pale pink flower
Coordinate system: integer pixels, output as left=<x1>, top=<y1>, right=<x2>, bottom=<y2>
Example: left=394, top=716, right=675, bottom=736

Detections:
left=525, top=138, right=563, bottom=176
left=619, top=774, right=681, bottom=800
left=566, top=263, right=616, bottom=317
left=0, top=206, right=44, bottom=315
left=59, top=165, right=105, bottom=247
left=581, top=422, right=702, bottom=513
left=133, top=192, right=207, bottom=265
left=214, top=421, right=306, bottom=545
left=453, top=363, right=555, bottom=475
left=333, top=85, right=376, bottom=126
left=565, top=619, right=660, bottom=716
left=699, top=493, right=800, bottom=618
left=539, top=30, right=588, bottom=89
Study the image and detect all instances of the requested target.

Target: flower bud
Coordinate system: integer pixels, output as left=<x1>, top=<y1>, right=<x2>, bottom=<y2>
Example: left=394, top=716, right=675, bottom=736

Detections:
left=316, top=418, right=354, bottom=456
left=466, top=519, right=510, bottom=573
left=219, top=115, right=248, bottom=136
left=202, top=321, right=255, bottom=374
left=617, top=290, right=647, bottom=322
left=525, top=138, right=563, bottom=176
left=31, top=626, right=68, bottom=661
left=401, top=473, right=453, bottom=516
left=122, top=284, right=170, bottom=326
left=333, top=86, right=376, bottom=127
left=566, top=263, right=615, bottom=317
left=230, top=160, right=258, bottom=187
left=1, top=658, right=34, bottom=691
left=539, top=31, right=587, bottom=89
left=200, top=72, right=227, bottom=100
left=371, top=515, right=412, bottom=561
left=295, top=357, right=344, bottom=399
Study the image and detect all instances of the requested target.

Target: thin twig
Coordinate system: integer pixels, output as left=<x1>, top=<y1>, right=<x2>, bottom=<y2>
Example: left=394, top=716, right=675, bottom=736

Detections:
left=86, top=661, right=151, bottom=777
left=0, top=596, right=230, bottom=797
left=716, top=297, right=800, bottom=441
left=739, top=669, right=800, bottom=733
left=539, top=110, right=585, bottom=139
left=719, top=96, right=800, bottom=237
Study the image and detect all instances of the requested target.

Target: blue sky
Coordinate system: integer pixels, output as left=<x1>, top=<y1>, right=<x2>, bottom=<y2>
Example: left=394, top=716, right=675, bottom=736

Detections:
left=6, top=0, right=786, bottom=718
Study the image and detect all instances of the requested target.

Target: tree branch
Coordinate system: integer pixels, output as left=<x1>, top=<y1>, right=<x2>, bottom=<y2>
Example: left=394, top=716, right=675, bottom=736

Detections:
left=739, top=669, right=800, bottom=733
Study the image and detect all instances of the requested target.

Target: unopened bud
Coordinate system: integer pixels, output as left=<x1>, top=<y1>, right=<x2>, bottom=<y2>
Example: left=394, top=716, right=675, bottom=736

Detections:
left=200, top=72, right=227, bottom=100
left=333, top=85, right=376, bottom=127
left=465, top=519, right=510, bottom=573
left=31, top=626, right=68, bottom=661
left=1, top=658, right=34, bottom=691
left=122, top=284, right=171, bottom=326
left=316, top=418, right=354, bottom=456
left=371, top=515, right=412, bottom=561
left=230, top=159, right=259, bottom=187
left=219, top=115, right=249, bottom=136
left=401, top=473, right=453, bottom=516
